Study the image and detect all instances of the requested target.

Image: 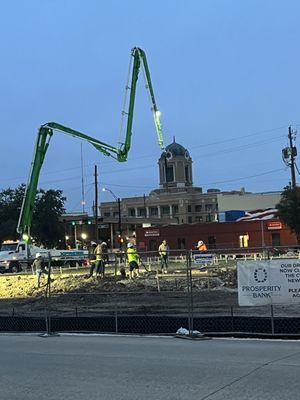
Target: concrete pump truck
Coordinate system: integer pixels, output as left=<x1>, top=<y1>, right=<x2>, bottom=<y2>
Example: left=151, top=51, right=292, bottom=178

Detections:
left=0, top=47, right=164, bottom=273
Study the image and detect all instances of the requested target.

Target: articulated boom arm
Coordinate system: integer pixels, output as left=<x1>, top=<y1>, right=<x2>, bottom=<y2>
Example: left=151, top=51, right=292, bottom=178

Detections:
left=17, top=47, right=165, bottom=240
left=17, top=122, right=122, bottom=237
left=119, top=47, right=164, bottom=158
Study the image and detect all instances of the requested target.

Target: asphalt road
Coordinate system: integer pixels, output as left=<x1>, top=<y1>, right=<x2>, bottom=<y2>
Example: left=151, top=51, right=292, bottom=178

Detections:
left=0, top=334, right=299, bottom=399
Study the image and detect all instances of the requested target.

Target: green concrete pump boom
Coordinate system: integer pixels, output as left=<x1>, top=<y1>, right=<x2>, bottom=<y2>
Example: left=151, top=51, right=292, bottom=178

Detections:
left=17, top=47, right=164, bottom=240
left=122, top=47, right=164, bottom=155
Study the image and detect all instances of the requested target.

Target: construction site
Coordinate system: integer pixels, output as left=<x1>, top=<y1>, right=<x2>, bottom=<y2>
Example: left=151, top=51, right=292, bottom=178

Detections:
left=0, top=41, right=300, bottom=336
left=2, top=4, right=300, bottom=400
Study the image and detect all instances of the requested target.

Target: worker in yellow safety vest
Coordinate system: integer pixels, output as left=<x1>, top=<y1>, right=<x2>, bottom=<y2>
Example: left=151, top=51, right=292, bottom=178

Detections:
left=127, top=242, right=139, bottom=279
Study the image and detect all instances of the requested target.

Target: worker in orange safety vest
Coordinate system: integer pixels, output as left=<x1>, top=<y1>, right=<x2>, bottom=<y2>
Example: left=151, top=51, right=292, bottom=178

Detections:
left=197, top=240, right=207, bottom=252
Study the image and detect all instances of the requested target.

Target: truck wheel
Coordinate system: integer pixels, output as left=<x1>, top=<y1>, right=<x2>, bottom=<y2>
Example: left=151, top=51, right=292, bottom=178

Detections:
left=10, top=262, right=20, bottom=273
left=70, top=261, right=77, bottom=268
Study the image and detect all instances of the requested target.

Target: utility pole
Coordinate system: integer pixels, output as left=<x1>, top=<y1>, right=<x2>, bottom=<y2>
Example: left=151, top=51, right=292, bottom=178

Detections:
left=282, top=126, right=297, bottom=189
left=117, top=197, right=122, bottom=251
left=94, top=165, right=99, bottom=243
left=288, top=126, right=297, bottom=189
left=80, top=143, right=85, bottom=213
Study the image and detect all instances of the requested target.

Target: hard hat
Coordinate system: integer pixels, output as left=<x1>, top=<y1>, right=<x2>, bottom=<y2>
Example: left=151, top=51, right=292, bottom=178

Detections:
left=101, top=242, right=107, bottom=246
left=197, top=241, right=203, bottom=246
left=35, top=253, right=41, bottom=258
left=127, top=242, right=133, bottom=248
left=91, top=241, right=96, bottom=246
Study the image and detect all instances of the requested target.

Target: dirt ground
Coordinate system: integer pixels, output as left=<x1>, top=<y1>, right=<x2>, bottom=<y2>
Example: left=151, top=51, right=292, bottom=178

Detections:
left=0, top=269, right=298, bottom=318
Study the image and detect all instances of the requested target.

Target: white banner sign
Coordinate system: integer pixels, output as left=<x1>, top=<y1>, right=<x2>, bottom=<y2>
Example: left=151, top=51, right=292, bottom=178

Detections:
left=238, top=259, right=300, bottom=306
left=191, top=251, right=214, bottom=265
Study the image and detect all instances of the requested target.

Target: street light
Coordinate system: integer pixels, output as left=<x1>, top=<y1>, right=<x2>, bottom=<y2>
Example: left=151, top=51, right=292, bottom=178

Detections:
left=102, top=187, right=122, bottom=251
left=81, top=233, right=87, bottom=240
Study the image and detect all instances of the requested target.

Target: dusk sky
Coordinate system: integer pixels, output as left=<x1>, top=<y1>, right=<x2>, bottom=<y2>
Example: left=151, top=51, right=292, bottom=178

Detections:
left=1, top=0, right=299, bottom=212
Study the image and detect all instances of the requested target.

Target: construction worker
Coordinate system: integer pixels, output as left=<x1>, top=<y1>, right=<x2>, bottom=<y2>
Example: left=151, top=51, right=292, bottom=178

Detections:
left=88, top=241, right=106, bottom=278
left=158, top=239, right=169, bottom=273
left=87, top=242, right=97, bottom=277
left=197, top=240, right=207, bottom=252
left=127, top=242, right=139, bottom=279
left=32, top=253, right=46, bottom=288
left=98, top=242, right=108, bottom=277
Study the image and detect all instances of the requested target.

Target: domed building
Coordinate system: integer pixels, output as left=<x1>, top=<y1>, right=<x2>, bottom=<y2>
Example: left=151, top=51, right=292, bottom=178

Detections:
left=66, top=141, right=283, bottom=250
left=158, top=139, right=193, bottom=190
left=100, top=139, right=220, bottom=248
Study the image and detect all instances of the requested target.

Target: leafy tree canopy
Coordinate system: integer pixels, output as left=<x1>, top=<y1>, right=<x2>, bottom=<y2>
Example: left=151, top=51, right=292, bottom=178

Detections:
left=0, top=185, right=66, bottom=248
left=276, top=185, right=300, bottom=240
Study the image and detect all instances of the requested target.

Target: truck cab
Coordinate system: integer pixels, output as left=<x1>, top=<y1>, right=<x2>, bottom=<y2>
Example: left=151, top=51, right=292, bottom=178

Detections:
left=0, top=240, right=26, bottom=273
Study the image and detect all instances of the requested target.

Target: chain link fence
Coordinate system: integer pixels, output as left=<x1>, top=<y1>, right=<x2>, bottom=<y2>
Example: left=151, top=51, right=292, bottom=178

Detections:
left=0, top=246, right=300, bottom=336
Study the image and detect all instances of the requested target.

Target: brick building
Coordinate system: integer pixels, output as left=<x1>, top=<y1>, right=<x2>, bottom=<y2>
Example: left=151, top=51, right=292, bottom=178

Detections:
left=136, top=220, right=298, bottom=251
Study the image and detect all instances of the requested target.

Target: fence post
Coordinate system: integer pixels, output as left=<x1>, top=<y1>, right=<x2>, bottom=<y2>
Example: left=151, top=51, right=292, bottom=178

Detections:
left=186, top=250, right=194, bottom=336
left=156, top=271, right=160, bottom=292
left=115, top=303, right=118, bottom=334
left=45, top=252, right=52, bottom=335
left=270, top=304, right=275, bottom=335
left=114, top=254, right=118, bottom=279
left=40, top=252, right=59, bottom=337
left=230, top=306, right=234, bottom=332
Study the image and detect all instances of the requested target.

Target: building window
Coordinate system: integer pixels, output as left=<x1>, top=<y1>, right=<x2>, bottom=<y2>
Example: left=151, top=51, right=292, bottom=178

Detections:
left=185, top=165, right=189, bottom=182
left=271, top=232, right=281, bottom=247
left=172, top=204, right=179, bottom=214
left=206, top=214, right=212, bottom=222
left=113, top=212, right=119, bottom=217
left=205, top=204, right=212, bottom=212
left=161, top=206, right=170, bottom=215
left=104, top=212, right=111, bottom=217
left=187, top=205, right=192, bottom=213
left=195, top=205, right=202, bottom=212
left=166, top=166, right=174, bottom=182
left=129, top=208, right=136, bottom=217
left=137, top=208, right=146, bottom=217
left=208, top=236, right=216, bottom=249
left=148, top=239, right=157, bottom=251
left=195, top=216, right=203, bottom=223
left=188, top=216, right=192, bottom=223
left=239, top=234, right=249, bottom=248
left=177, top=238, right=186, bottom=249
left=150, top=207, right=158, bottom=216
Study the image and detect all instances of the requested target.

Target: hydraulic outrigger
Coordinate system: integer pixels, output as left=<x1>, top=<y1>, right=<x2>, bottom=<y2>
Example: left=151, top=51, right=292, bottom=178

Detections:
left=17, top=47, right=165, bottom=241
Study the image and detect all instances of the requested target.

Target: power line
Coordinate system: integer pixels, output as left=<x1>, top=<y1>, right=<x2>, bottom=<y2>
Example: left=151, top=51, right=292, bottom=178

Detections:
left=189, top=125, right=287, bottom=150
left=0, top=125, right=290, bottom=183
left=193, top=136, right=284, bottom=163
left=197, top=167, right=286, bottom=186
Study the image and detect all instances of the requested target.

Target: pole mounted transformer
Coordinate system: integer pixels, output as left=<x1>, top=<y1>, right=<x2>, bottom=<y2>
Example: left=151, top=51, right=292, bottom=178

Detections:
left=282, top=126, right=298, bottom=189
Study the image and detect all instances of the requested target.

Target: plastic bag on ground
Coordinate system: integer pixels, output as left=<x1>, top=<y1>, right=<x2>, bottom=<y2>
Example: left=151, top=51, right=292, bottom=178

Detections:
left=176, top=327, right=202, bottom=336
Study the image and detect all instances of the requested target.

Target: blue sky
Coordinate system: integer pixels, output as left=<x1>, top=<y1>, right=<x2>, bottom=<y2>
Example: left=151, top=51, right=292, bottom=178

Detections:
left=0, top=0, right=299, bottom=212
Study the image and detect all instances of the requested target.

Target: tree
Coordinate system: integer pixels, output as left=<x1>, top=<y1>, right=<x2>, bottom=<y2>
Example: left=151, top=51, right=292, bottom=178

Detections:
left=32, top=189, right=66, bottom=248
left=0, top=185, right=25, bottom=243
left=276, top=186, right=300, bottom=242
left=0, top=185, right=66, bottom=247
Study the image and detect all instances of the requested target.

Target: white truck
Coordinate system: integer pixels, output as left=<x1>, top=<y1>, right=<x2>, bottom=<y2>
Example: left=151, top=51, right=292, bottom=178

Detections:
left=0, top=240, right=89, bottom=273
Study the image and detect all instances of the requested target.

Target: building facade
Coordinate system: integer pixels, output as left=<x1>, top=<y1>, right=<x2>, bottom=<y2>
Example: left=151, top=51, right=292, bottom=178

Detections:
left=100, top=140, right=220, bottom=235
left=136, top=220, right=297, bottom=251
left=100, top=139, right=283, bottom=247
